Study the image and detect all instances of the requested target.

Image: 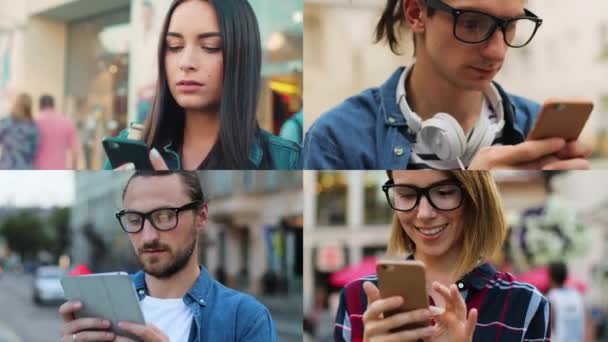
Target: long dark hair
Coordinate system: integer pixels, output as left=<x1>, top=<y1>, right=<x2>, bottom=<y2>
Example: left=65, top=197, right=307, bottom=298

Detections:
left=375, top=0, right=434, bottom=55
left=143, top=0, right=262, bottom=168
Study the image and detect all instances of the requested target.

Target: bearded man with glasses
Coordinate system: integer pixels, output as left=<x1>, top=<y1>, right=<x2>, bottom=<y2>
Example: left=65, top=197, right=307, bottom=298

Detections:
left=304, top=0, right=591, bottom=170
left=58, top=171, right=277, bottom=342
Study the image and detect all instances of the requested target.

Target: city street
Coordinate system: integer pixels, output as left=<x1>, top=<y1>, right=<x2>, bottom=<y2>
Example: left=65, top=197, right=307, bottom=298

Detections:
left=0, top=273, right=62, bottom=342
left=0, top=272, right=302, bottom=341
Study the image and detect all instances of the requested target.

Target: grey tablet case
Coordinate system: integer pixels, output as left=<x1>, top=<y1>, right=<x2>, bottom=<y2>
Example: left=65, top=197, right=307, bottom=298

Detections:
left=60, top=272, right=145, bottom=341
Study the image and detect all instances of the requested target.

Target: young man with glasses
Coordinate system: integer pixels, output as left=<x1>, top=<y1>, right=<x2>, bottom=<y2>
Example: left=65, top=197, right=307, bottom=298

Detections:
left=304, top=0, right=591, bottom=170
left=58, top=171, right=277, bottom=342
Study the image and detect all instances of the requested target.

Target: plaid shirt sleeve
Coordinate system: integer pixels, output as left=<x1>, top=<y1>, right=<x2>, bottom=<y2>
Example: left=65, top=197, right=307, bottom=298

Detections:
left=523, top=294, right=551, bottom=341
left=334, top=287, right=352, bottom=342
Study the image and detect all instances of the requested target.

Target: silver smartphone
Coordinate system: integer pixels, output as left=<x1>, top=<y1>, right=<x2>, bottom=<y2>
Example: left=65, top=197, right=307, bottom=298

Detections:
left=60, top=272, right=145, bottom=341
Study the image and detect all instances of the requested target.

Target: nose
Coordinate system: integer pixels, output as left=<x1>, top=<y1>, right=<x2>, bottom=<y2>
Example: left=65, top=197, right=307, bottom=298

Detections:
left=416, top=195, right=437, bottom=220
left=479, top=28, right=508, bottom=62
left=140, top=218, right=160, bottom=244
left=178, top=45, right=198, bottom=72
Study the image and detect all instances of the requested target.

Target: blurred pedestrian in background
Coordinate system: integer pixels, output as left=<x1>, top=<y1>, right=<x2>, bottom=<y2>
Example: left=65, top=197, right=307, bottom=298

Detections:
left=32, top=94, right=81, bottom=169
left=547, top=260, right=585, bottom=342
left=0, top=93, right=38, bottom=169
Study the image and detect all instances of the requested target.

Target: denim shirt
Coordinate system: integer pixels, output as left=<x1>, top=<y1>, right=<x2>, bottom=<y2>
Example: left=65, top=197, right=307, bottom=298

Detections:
left=103, top=129, right=301, bottom=170
left=129, top=267, right=278, bottom=342
left=303, top=67, right=541, bottom=170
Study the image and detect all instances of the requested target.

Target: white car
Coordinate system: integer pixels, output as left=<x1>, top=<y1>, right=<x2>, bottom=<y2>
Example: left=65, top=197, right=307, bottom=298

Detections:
left=33, top=266, right=66, bottom=304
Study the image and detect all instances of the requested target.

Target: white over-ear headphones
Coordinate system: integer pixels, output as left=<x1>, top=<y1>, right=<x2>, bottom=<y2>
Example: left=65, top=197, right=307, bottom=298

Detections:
left=417, top=111, right=499, bottom=162
left=396, top=68, right=505, bottom=164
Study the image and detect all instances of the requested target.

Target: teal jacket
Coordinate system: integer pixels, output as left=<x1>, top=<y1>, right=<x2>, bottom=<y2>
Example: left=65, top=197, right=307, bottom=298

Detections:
left=103, top=129, right=301, bottom=170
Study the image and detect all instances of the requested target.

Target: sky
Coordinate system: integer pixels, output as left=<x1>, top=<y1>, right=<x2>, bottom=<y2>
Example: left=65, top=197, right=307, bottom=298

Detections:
left=0, top=171, right=75, bottom=208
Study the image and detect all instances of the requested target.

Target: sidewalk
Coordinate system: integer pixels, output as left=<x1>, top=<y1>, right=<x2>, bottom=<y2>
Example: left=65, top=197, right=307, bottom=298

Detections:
left=0, top=321, right=20, bottom=342
left=260, top=295, right=303, bottom=341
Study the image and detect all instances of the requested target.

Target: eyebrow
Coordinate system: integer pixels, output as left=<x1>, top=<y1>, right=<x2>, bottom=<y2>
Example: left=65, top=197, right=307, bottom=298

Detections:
left=392, top=179, right=459, bottom=188
left=166, top=32, right=221, bottom=39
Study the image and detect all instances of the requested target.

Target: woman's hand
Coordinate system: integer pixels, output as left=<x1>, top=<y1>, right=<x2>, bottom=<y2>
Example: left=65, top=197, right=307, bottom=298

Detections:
left=362, top=281, right=440, bottom=342
left=430, top=282, right=477, bottom=342
left=114, top=148, right=169, bottom=171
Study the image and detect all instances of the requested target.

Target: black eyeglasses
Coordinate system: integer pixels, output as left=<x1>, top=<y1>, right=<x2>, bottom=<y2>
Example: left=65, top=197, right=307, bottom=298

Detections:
left=116, top=201, right=202, bottom=233
left=382, top=181, right=465, bottom=212
left=425, top=0, right=543, bottom=48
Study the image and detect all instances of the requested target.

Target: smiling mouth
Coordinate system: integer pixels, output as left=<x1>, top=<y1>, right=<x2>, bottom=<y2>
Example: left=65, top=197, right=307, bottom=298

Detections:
left=415, top=224, right=448, bottom=237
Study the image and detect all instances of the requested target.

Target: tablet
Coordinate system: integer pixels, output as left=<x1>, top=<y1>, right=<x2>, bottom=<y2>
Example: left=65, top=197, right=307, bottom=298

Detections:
left=61, top=272, right=145, bottom=341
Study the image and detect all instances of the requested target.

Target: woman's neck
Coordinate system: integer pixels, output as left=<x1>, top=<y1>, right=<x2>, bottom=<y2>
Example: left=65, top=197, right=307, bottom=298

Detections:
left=415, top=247, right=462, bottom=286
left=181, top=110, right=220, bottom=169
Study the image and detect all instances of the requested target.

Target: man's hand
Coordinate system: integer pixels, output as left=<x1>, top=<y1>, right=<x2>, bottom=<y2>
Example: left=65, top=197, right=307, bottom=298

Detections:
left=114, top=321, right=169, bottom=342
left=59, top=300, right=115, bottom=342
left=469, top=138, right=591, bottom=170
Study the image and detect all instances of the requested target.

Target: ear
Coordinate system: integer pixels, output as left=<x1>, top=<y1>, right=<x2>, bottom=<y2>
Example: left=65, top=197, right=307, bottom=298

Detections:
left=195, top=203, right=208, bottom=232
left=404, top=0, right=427, bottom=34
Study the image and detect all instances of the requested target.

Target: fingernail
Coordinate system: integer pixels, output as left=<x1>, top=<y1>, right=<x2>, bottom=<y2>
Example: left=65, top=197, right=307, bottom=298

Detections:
left=124, top=163, right=135, bottom=170
left=429, top=306, right=445, bottom=315
left=150, top=148, right=161, bottom=159
left=103, top=320, right=111, bottom=326
left=118, top=322, right=126, bottom=329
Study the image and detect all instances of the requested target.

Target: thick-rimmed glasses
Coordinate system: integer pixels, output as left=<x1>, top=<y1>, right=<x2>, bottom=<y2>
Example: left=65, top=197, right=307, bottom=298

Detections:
left=116, top=201, right=202, bottom=233
left=382, top=181, right=465, bottom=212
left=425, top=0, right=543, bottom=48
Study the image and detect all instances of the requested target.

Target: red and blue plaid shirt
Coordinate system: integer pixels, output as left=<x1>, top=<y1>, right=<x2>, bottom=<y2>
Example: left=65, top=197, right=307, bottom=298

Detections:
left=334, top=261, right=550, bottom=342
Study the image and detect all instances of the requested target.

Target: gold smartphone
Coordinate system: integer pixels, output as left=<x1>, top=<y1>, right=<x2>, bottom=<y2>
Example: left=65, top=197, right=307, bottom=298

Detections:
left=527, top=99, right=594, bottom=141
left=376, top=259, right=429, bottom=331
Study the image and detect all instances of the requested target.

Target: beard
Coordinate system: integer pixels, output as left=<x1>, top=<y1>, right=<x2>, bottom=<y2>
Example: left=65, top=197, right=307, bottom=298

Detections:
left=137, top=226, right=197, bottom=279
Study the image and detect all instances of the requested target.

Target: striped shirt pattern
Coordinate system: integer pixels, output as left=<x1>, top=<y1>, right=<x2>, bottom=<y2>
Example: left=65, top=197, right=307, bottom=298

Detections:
left=334, top=262, right=551, bottom=342
left=396, top=67, right=505, bottom=170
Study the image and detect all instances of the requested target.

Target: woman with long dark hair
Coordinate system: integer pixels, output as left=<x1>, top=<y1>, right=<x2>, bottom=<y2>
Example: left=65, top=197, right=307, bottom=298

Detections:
left=105, top=0, right=301, bottom=170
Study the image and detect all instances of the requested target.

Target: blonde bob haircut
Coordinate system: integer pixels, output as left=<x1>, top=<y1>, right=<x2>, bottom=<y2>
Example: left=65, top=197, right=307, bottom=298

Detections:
left=386, top=170, right=507, bottom=279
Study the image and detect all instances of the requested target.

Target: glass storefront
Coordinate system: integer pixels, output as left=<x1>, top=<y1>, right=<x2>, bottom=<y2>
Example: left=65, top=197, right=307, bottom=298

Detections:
left=65, top=8, right=130, bottom=169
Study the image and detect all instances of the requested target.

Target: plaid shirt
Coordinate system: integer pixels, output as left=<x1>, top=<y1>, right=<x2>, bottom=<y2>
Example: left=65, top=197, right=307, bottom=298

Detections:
left=334, top=261, right=550, bottom=342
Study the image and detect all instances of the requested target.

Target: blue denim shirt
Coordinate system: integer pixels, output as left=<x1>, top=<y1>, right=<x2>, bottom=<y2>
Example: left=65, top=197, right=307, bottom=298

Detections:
left=129, top=267, right=277, bottom=342
left=304, top=67, right=541, bottom=170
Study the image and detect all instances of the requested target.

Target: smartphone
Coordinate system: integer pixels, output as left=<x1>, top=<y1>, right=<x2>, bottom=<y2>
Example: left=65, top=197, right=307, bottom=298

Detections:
left=376, top=259, right=429, bottom=331
left=102, top=137, right=154, bottom=170
left=61, top=272, right=145, bottom=342
left=527, top=99, right=594, bottom=141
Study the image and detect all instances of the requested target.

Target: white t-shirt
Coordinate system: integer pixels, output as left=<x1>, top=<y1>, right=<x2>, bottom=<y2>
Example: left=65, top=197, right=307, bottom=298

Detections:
left=140, top=296, right=193, bottom=342
left=547, top=287, right=585, bottom=342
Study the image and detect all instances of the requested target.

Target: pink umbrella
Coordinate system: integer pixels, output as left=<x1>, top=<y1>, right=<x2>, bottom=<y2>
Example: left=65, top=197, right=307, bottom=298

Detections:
left=515, top=266, right=587, bottom=294
left=68, top=264, right=92, bottom=276
left=329, top=256, right=377, bottom=288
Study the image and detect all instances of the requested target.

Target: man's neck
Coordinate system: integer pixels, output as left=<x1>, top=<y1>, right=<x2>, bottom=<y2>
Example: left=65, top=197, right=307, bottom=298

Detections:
left=144, top=257, right=201, bottom=299
left=407, top=60, right=485, bottom=134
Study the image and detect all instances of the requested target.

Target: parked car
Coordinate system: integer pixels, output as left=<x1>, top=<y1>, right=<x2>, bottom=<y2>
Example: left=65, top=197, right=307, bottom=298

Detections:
left=32, top=266, right=66, bottom=305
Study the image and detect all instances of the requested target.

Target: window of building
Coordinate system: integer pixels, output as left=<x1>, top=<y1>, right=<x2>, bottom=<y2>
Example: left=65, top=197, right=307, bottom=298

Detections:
left=316, top=172, right=347, bottom=226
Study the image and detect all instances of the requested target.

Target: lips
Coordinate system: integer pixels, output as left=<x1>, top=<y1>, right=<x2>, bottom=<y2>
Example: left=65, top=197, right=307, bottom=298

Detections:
left=177, top=80, right=203, bottom=86
left=469, top=66, right=498, bottom=77
left=176, top=80, right=204, bottom=93
left=415, top=224, right=448, bottom=238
